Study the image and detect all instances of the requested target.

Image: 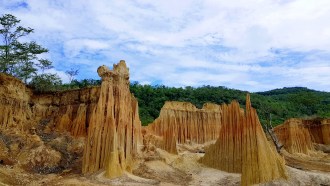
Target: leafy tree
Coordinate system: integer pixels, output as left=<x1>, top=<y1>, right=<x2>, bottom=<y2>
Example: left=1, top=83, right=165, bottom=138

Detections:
left=30, top=73, right=62, bottom=92
left=0, top=14, right=53, bottom=82
left=37, top=59, right=53, bottom=73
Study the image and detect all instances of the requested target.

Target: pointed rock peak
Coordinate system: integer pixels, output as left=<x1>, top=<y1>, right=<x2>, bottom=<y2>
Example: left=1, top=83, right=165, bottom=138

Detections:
left=97, top=60, right=129, bottom=82
left=114, top=60, right=129, bottom=75
left=97, top=65, right=115, bottom=81
left=245, top=93, right=251, bottom=110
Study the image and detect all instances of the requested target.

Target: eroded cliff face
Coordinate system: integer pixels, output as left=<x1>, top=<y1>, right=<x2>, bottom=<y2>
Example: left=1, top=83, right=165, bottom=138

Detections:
left=0, top=72, right=100, bottom=173
left=200, top=94, right=287, bottom=186
left=274, top=119, right=315, bottom=154
left=304, top=119, right=330, bottom=145
left=0, top=74, right=33, bottom=130
left=274, top=118, right=330, bottom=154
left=1, top=61, right=142, bottom=178
left=147, top=101, right=222, bottom=145
left=31, top=87, right=100, bottom=137
left=82, top=61, right=142, bottom=178
left=0, top=72, right=100, bottom=137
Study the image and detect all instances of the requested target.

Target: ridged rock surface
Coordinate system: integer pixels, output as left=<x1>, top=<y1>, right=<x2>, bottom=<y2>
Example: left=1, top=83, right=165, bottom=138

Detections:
left=304, top=119, right=330, bottom=145
left=0, top=74, right=32, bottom=130
left=0, top=72, right=99, bottom=137
left=147, top=101, right=222, bottom=144
left=274, top=118, right=330, bottom=154
left=200, top=94, right=287, bottom=186
left=274, top=118, right=315, bottom=154
left=82, top=61, right=142, bottom=178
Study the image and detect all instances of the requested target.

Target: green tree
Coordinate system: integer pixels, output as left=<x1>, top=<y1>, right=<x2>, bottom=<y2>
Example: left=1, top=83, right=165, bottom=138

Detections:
left=30, top=73, right=62, bottom=92
left=0, top=14, right=53, bottom=82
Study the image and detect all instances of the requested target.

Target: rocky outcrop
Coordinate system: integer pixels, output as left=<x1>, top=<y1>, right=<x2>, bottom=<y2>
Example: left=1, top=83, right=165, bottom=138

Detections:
left=304, top=119, right=330, bottom=145
left=147, top=101, right=222, bottom=144
left=274, top=118, right=330, bottom=154
left=31, top=87, right=100, bottom=137
left=162, top=125, right=178, bottom=154
left=0, top=72, right=99, bottom=137
left=0, top=74, right=32, bottom=130
left=82, top=61, right=142, bottom=178
left=200, top=94, right=287, bottom=186
left=274, top=119, right=315, bottom=154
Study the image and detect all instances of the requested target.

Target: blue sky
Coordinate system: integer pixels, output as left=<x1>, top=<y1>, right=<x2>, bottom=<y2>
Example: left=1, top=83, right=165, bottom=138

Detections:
left=1, top=0, right=330, bottom=92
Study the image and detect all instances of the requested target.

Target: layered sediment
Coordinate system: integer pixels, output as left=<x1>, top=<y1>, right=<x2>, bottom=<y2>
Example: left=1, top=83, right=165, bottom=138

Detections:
left=274, top=118, right=330, bottom=154
left=0, top=71, right=99, bottom=137
left=82, top=61, right=142, bottom=178
left=274, top=119, right=315, bottom=154
left=200, top=94, right=287, bottom=186
left=147, top=101, right=222, bottom=144
left=0, top=74, right=32, bottom=130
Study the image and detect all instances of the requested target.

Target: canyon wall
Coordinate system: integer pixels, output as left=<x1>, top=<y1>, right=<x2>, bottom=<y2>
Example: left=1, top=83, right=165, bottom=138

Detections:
left=274, top=118, right=330, bottom=154
left=303, top=119, right=330, bottom=145
left=147, top=101, right=222, bottom=144
left=274, top=119, right=314, bottom=154
left=200, top=94, right=287, bottom=186
left=0, top=73, right=32, bottom=130
left=0, top=72, right=99, bottom=137
left=82, top=61, right=142, bottom=178
left=1, top=61, right=142, bottom=178
left=32, top=87, right=100, bottom=137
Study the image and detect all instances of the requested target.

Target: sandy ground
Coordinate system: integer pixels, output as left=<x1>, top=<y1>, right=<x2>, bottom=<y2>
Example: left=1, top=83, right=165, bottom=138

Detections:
left=1, top=144, right=330, bottom=186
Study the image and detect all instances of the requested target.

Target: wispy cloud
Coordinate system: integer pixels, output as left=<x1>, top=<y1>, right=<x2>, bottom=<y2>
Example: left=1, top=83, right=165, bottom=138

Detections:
left=1, top=0, right=330, bottom=91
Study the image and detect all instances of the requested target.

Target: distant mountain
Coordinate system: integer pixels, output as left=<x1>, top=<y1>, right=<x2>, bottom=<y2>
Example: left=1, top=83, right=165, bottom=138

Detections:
left=256, top=87, right=324, bottom=96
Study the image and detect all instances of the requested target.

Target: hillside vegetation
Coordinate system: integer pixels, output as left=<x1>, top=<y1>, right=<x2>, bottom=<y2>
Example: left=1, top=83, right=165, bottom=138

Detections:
left=129, top=83, right=330, bottom=126
left=30, top=79, right=330, bottom=127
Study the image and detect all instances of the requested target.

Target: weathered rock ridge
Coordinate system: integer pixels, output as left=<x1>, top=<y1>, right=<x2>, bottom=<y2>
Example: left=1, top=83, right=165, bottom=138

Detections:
left=82, top=61, right=142, bottom=178
left=147, top=101, right=222, bottom=145
left=200, top=94, right=287, bottom=186
left=0, top=71, right=100, bottom=137
left=274, top=118, right=330, bottom=154
left=0, top=61, right=142, bottom=178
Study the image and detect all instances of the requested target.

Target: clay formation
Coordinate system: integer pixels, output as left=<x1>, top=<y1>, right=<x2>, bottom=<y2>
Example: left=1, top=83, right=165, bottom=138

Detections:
left=200, top=94, right=287, bottom=186
left=274, top=118, right=330, bottom=154
left=82, top=61, right=142, bottom=178
left=147, top=101, right=222, bottom=144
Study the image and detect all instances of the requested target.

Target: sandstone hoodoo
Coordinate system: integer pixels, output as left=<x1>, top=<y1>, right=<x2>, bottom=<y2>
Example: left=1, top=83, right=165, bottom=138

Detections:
left=82, top=61, right=142, bottom=178
left=2, top=59, right=330, bottom=185
left=147, top=101, right=222, bottom=144
left=200, top=94, right=287, bottom=186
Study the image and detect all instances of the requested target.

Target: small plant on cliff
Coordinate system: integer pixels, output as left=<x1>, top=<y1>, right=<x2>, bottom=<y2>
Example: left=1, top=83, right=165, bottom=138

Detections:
left=0, top=14, right=55, bottom=83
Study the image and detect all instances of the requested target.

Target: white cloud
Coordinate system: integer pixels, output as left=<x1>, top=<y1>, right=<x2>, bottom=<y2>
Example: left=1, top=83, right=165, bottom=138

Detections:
left=1, top=0, right=330, bottom=91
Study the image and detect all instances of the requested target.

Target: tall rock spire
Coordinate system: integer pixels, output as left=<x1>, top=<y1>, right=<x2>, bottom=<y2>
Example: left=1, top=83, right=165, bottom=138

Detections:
left=200, top=94, right=287, bottom=185
left=82, top=60, right=142, bottom=178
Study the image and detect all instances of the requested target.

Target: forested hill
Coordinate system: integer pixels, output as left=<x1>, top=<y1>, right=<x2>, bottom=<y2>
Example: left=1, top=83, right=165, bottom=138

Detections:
left=129, top=83, right=330, bottom=126
left=30, top=78, right=330, bottom=127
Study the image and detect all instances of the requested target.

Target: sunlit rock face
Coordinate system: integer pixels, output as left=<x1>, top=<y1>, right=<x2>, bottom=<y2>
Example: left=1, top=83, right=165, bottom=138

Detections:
left=200, top=94, right=287, bottom=186
left=274, top=118, right=330, bottom=154
left=82, top=61, right=142, bottom=178
left=0, top=71, right=100, bottom=137
left=0, top=73, right=32, bottom=130
left=0, top=61, right=142, bottom=178
left=274, top=118, right=315, bottom=154
left=147, top=101, right=222, bottom=145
